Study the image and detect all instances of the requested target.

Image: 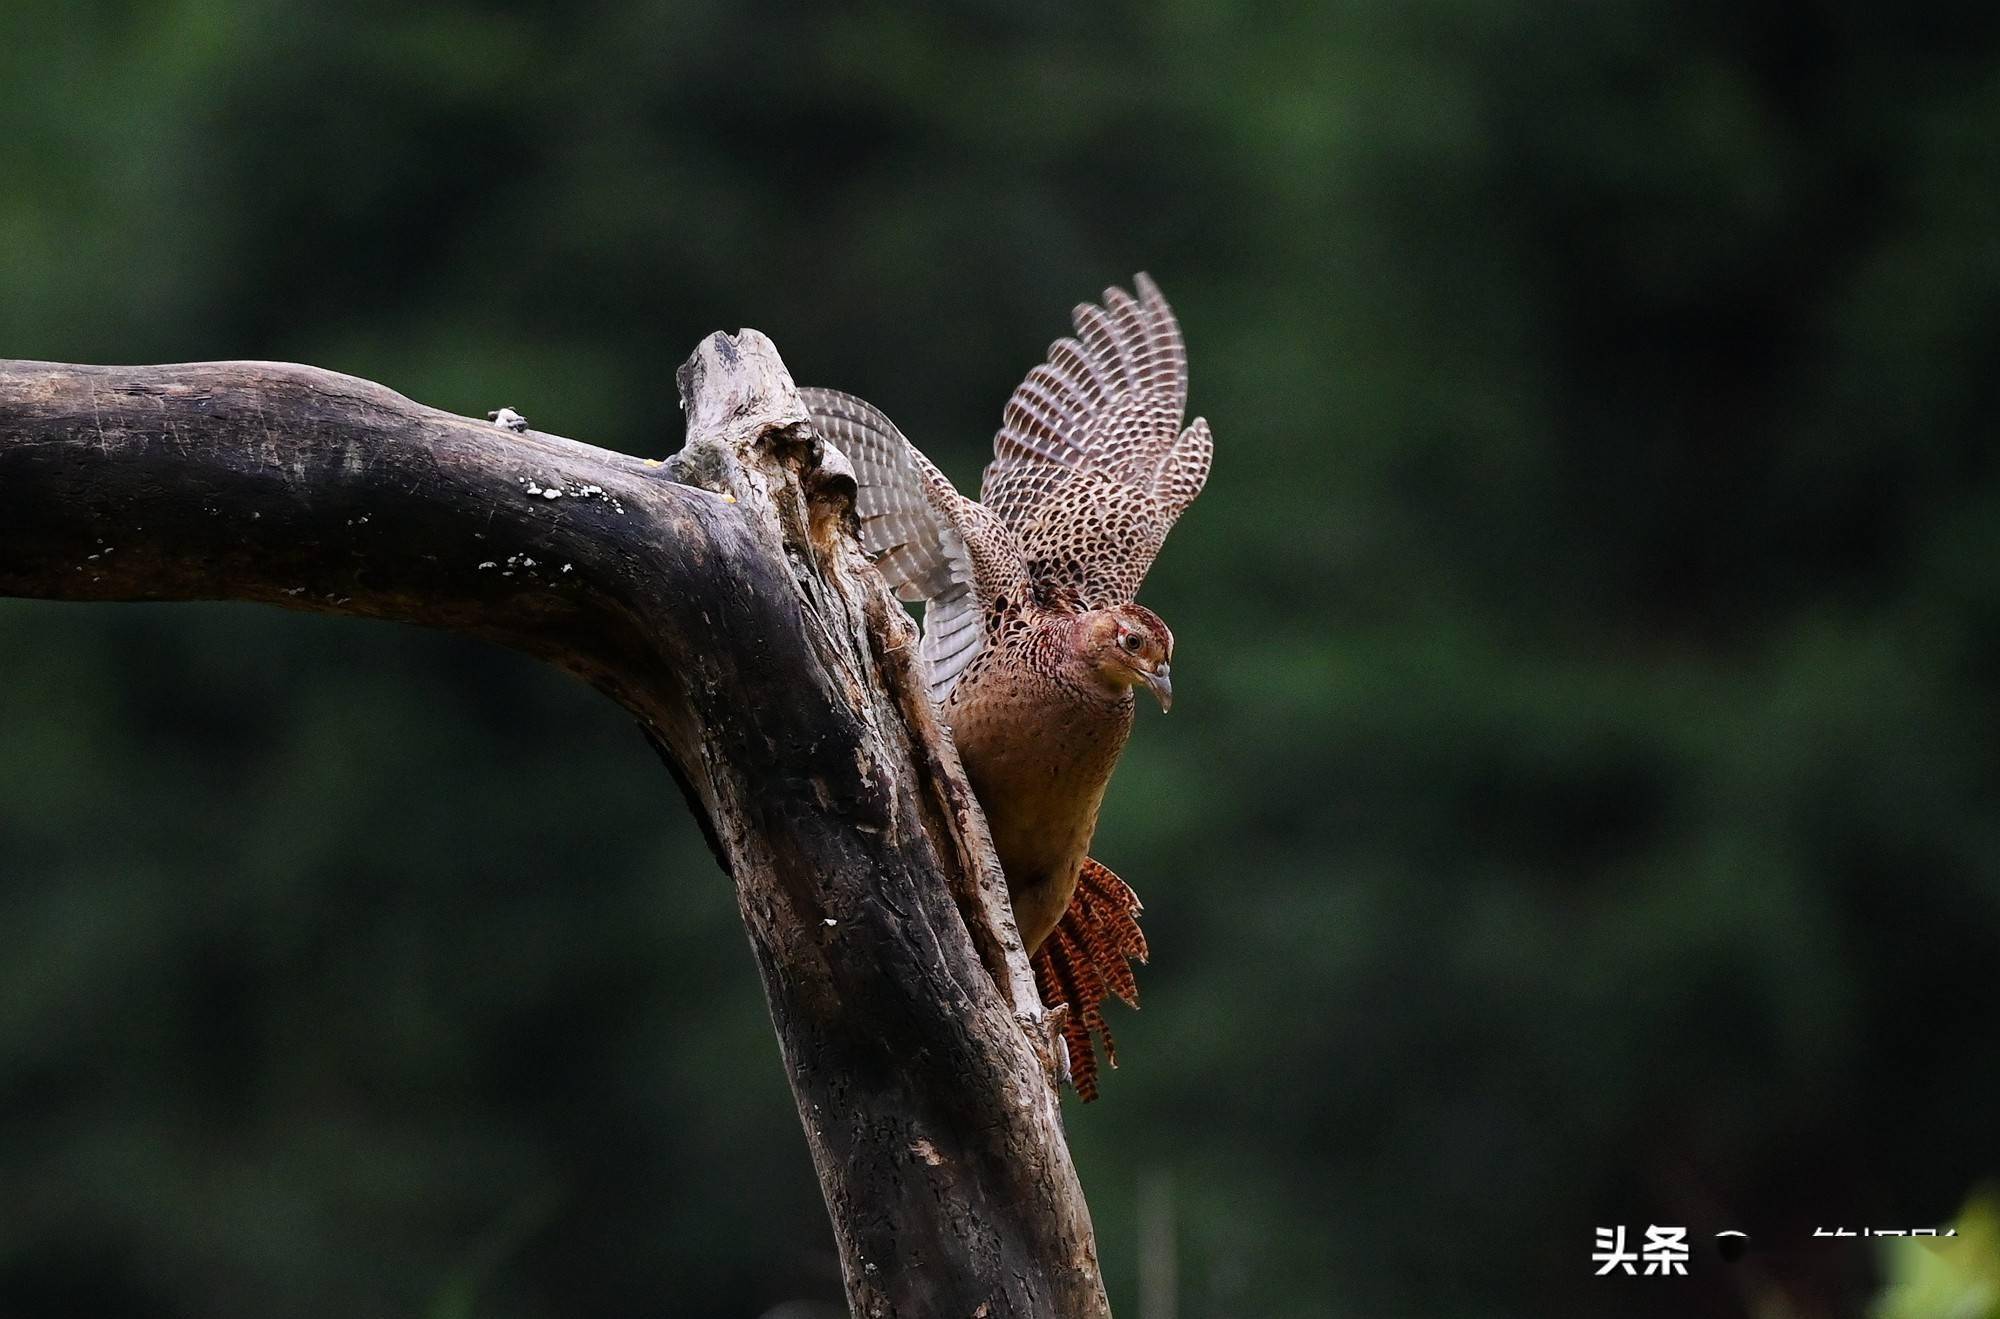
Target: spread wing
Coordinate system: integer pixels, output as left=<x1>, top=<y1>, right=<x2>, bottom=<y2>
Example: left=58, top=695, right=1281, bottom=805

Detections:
left=800, top=386, right=1029, bottom=704
left=979, top=273, right=1211, bottom=608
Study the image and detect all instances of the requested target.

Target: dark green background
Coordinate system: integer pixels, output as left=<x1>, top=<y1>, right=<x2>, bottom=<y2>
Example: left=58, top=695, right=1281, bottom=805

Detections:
left=3, top=3, right=1996, bottom=1316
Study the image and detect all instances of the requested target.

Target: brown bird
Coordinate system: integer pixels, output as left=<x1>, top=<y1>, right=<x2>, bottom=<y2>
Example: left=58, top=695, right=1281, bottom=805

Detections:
left=802, top=274, right=1211, bottom=1099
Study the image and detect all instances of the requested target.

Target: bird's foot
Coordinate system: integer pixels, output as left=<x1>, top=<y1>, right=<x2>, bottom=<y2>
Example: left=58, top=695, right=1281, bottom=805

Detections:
left=1036, top=1002, right=1073, bottom=1092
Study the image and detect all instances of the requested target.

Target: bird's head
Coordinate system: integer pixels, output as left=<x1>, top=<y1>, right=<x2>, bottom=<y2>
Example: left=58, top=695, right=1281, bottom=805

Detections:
left=1079, top=603, right=1175, bottom=712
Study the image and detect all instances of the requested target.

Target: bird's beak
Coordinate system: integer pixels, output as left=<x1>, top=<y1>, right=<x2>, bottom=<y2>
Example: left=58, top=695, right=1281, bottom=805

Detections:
left=1144, top=664, right=1173, bottom=713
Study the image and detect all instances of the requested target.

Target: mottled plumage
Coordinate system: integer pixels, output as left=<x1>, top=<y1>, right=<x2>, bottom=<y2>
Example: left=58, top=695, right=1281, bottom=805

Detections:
left=802, top=274, right=1209, bottom=1099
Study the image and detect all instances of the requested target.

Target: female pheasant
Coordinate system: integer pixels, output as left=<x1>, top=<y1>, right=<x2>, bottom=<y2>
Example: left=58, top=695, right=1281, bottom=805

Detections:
left=801, top=275, right=1211, bottom=1100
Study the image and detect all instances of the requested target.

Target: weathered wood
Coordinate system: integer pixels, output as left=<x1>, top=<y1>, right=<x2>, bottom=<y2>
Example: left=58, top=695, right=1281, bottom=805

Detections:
left=0, top=344, right=1109, bottom=1318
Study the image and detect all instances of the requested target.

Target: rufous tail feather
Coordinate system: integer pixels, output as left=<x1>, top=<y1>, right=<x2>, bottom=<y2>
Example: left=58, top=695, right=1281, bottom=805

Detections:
left=1029, top=857, right=1148, bottom=1101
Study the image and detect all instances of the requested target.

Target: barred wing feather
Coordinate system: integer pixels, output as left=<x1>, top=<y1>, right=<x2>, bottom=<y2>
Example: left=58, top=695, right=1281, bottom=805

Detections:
left=800, top=386, right=1027, bottom=704
left=979, top=274, right=1211, bottom=608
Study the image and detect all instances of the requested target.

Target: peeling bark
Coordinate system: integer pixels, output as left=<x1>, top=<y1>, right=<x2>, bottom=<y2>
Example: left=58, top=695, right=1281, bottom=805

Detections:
left=0, top=341, right=1108, bottom=1318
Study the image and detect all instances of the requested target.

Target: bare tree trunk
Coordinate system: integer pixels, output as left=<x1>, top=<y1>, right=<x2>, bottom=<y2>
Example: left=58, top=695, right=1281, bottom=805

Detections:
left=0, top=338, right=1109, bottom=1318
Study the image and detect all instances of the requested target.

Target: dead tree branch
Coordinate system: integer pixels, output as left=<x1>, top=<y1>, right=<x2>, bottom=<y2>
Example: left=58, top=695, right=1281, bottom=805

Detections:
left=0, top=343, right=1108, bottom=1318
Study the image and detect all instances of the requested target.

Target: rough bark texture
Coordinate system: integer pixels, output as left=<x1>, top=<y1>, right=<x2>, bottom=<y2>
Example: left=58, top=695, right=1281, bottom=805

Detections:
left=0, top=344, right=1109, bottom=1318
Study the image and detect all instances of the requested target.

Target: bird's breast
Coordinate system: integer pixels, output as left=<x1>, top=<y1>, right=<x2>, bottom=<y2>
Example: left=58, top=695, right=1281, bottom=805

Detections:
left=943, top=655, right=1135, bottom=951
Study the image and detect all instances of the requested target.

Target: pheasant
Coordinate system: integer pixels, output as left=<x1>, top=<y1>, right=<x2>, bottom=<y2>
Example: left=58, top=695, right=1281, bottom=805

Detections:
left=802, top=274, right=1211, bottom=1099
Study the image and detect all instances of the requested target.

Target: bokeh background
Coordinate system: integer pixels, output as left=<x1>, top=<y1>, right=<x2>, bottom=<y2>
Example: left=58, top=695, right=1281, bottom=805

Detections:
left=4, top=3, right=1998, bottom=1317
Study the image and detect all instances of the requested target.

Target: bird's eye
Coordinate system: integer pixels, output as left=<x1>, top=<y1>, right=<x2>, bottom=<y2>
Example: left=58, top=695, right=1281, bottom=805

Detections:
left=1120, top=633, right=1142, bottom=653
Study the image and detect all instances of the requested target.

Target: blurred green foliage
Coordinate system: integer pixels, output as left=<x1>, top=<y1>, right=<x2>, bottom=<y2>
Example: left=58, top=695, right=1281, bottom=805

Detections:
left=3, top=2, right=1998, bottom=1316
left=1873, top=1191, right=2000, bottom=1319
